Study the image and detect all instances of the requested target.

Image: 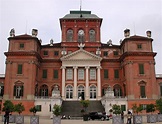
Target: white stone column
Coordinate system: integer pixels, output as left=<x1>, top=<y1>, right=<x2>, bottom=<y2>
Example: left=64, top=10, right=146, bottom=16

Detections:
left=85, top=66, right=89, bottom=100
left=97, top=66, right=101, bottom=100
left=73, top=66, right=77, bottom=100
left=61, top=66, right=66, bottom=100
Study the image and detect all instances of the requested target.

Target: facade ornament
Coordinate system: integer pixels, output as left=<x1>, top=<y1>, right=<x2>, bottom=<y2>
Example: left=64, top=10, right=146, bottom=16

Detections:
left=107, top=39, right=112, bottom=46
left=32, top=29, right=38, bottom=37
left=78, top=42, right=85, bottom=49
left=146, top=30, right=151, bottom=38
left=96, top=47, right=101, bottom=56
left=50, top=39, right=54, bottom=46
left=61, top=47, right=67, bottom=56
left=10, top=28, right=15, bottom=37
left=124, top=29, right=130, bottom=38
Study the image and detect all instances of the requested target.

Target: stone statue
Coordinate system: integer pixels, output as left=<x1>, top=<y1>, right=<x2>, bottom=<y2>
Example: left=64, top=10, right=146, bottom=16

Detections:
left=32, top=29, right=38, bottom=37
left=50, top=39, right=54, bottom=46
left=10, top=28, right=15, bottom=37
left=52, top=85, right=60, bottom=97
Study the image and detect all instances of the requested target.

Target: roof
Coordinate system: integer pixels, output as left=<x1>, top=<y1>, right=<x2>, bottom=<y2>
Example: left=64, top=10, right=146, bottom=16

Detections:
left=8, top=34, right=39, bottom=40
left=61, top=10, right=101, bottom=19
left=0, top=74, right=5, bottom=78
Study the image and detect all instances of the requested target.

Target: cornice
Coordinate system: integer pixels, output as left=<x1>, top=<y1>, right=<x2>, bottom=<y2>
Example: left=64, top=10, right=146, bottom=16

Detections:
left=4, top=51, right=42, bottom=61
left=120, top=52, right=157, bottom=61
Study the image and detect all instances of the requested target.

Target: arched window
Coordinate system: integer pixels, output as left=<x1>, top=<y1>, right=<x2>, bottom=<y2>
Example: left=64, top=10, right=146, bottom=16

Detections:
left=78, top=85, right=84, bottom=100
left=66, top=85, right=73, bottom=99
left=39, top=84, right=48, bottom=97
left=90, top=85, right=96, bottom=99
left=78, top=29, right=85, bottom=42
left=89, top=29, right=95, bottom=42
left=113, top=84, right=122, bottom=97
left=66, top=29, right=73, bottom=42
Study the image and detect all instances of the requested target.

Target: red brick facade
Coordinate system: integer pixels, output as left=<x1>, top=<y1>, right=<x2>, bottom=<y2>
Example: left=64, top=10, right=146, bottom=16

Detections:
left=0, top=10, right=162, bottom=115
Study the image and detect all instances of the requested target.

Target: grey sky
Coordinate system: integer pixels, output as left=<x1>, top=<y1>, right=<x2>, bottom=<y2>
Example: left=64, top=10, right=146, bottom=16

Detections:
left=0, top=0, right=162, bottom=74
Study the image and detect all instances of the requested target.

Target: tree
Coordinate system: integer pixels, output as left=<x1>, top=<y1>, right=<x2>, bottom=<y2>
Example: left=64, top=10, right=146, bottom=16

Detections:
left=146, top=104, right=155, bottom=114
left=112, top=104, right=121, bottom=115
left=2, top=100, right=14, bottom=113
left=132, top=104, right=143, bottom=115
left=80, top=100, right=90, bottom=114
left=53, top=104, right=62, bottom=116
left=29, top=106, right=38, bottom=116
left=14, top=103, right=25, bottom=115
left=156, top=98, right=162, bottom=114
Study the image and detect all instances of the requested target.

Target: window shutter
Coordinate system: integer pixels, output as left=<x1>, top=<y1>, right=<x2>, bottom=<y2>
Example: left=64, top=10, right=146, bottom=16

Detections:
left=140, top=86, right=146, bottom=97
left=17, top=64, right=22, bottom=74
left=160, top=86, right=162, bottom=96
left=45, top=89, right=48, bottom=96
left=20, top=86, right=24, bottom=96
left=114, top=69, right=119, bottom=78
left=104, top=69, right=108, bottom=79
left=13, top=85, right=16, bottom=96
left=54, top=70, right=58, bottom=79
left=139, top=64, right=144, bottom=74
left=1, top=86, right=4, bottom=96
left=39, top=89, right=42, bottom=96
left=42, top=70, right=47, bottom=78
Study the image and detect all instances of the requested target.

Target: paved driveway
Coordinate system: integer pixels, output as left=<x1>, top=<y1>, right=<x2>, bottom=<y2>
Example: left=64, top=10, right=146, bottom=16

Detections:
left=1, top=116, right=162, bottom=124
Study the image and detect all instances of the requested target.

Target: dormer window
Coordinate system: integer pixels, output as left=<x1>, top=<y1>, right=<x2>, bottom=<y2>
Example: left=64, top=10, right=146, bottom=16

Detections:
left=89, top=29, right=95, bottom=42
left=78, top=29, right=85, bottom=42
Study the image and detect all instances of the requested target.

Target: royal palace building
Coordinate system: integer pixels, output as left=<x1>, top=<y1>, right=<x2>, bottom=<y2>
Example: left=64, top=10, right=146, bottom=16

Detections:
left=0, top=10, right=162, bottom=116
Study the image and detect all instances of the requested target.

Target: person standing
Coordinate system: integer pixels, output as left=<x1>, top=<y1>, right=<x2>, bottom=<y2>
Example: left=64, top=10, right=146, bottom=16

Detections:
left=121, top=111, right=124, bottom=123
left=127, top=110, right=132, bottom=124
left=4, top=108, right=10, bottom=124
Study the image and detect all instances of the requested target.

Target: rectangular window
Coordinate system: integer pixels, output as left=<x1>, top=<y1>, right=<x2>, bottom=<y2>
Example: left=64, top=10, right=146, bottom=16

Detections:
left=43, top=51, right=48, bottom=56
left=137, top=44, right=142, bottom=49
left=121, top=105, right=126, bottom=111
left=13, top=85, right=23, bottom=98
left=140, top=85, right=146, bottom=98
left=104, top=69, right=108, bottom=79
left=17, top=64, right=23, bottom=74
left=66, top=68, right=73, bottom=80
left=36, top=105, right=42, bottom=112
left=54, top=51, right=59, bottom=56
left=42, top=69, right=47, bottom=78
left=114, top=69, right=119, bottom=79
left=139, top=64, right=144, bottom=74
left=78, top=68, right=84, bottom=80
left=140, top=104, right=147, bottom=110
left=113, top=51, right=119, bottom=56
left=103, top=51, right=108, bottom=56
left=19, top=43, right=24, bottom=49
left=90, top=68, right=96, bottom=80
left=53, top=70, right=58, bottom=79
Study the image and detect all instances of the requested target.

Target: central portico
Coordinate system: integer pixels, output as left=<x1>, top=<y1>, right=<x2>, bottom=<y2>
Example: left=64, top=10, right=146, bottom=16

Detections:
left=61, top=44, right=102, bottom=100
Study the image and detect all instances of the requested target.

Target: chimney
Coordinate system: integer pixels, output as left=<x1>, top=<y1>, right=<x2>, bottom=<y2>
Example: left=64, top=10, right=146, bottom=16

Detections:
left=124, top=29, right=130, bottom=38
left=32, top=29, right=38, bottom=37
left=146, top=30, right=151, bottom=38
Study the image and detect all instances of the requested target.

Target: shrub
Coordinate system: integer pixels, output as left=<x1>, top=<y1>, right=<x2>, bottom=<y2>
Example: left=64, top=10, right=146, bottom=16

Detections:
left=14, top=103, right=25, bottom=115
left=29, top=106, right=38, bottom=115
left=53, top=104, right=61, bottom=116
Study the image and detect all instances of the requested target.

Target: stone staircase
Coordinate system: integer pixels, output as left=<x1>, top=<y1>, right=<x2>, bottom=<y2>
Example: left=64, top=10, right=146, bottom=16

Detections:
left=61, top=100, right=105, bottom=117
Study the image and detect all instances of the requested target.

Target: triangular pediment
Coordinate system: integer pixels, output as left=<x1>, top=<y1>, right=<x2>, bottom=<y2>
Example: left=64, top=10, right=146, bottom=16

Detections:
left=61, top=48, right=102, bottom=61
